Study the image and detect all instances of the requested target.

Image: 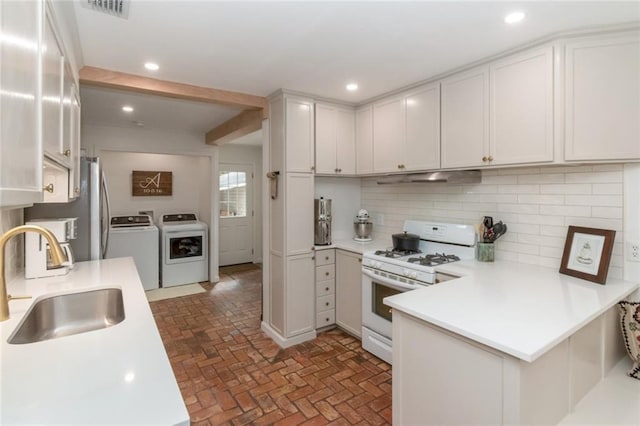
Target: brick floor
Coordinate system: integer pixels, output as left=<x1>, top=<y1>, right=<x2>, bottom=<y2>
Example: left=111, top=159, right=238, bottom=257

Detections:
left=150, top=264, right=392, bottom=425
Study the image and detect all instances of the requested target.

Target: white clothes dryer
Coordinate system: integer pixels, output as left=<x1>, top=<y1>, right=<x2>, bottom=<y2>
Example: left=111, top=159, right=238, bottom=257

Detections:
left=158, top=213, right=208, bottom=287
left=106, top=215, right=159, bottom=290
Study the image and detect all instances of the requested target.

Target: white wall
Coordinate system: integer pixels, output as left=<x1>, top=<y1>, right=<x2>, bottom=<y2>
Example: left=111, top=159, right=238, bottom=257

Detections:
left=219, top=144, right=263, bottom=262
left=361, top=164, right=629, bottom=280
left=315, top=177, right=362, bottom=241
left=100, top=151, right=210, bottom=227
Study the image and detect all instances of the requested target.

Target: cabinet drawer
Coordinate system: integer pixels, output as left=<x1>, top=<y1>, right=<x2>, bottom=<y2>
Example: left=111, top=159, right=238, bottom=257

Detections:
left=316, top=294, right=335, bottom=311
left=316, top=309, right=336, bottom=328
left=316, top=279, right=335, bottom=297
left=316, top=264, right=335, bottom=281
left=315, top=250, right=335, bottom=266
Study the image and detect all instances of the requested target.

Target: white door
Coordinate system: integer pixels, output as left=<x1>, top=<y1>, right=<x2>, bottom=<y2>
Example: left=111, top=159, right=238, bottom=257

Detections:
left=219, top=164, right=254, bottom=266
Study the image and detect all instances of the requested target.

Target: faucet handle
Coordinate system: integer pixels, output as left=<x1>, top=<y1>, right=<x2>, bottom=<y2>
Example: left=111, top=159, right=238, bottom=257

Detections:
left=8, top=294, right=32, bottom=301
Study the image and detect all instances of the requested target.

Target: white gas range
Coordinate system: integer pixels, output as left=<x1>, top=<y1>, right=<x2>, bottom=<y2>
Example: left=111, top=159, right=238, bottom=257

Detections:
left=361, top=220, right=477, bottom=364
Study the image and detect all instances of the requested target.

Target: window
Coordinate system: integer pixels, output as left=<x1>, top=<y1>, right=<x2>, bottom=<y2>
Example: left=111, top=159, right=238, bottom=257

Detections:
left=219, top=171, right=247, bottom=218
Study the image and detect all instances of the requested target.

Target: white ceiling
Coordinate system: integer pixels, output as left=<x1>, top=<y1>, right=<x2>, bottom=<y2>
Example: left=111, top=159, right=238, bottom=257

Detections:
left=75, top=1, right=640, bottom=135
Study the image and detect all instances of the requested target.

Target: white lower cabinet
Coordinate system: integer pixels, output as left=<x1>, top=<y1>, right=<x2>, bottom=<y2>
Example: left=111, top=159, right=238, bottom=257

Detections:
left=285, top=253, right=316, bottom=337
left=335, top=250, right=362, bottom=338
left=315, top=249, right=335, bottom=328
left=564, top=31, right=640, bottom=161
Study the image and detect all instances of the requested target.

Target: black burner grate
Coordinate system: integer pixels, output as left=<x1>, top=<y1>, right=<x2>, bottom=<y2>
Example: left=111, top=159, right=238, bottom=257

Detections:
left=407, top=253, right=461, bottom=266
left=373, top=249, right=422, bottom=258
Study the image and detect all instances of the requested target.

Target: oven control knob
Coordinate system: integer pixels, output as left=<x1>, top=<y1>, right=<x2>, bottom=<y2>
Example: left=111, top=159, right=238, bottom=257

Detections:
left=402, top=269, right=410, bottom=277
left=375, top=262, right=382, bottom=269
left=411, top=272, right=418, bottom=279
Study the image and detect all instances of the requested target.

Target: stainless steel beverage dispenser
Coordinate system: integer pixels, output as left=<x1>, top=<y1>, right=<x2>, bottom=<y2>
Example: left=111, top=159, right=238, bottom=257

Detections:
left=314, top=197, right=332, bottom=246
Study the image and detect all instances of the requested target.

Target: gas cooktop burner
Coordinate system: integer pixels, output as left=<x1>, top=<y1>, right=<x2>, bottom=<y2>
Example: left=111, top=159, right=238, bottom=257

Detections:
left=407, top=253, right=461, bottom=266
left=374, top=249, right=422, bottom=258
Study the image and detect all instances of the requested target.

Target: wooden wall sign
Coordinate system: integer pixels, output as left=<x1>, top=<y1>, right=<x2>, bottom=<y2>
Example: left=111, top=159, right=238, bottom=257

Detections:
left=132, top=171, right=172, bottom=196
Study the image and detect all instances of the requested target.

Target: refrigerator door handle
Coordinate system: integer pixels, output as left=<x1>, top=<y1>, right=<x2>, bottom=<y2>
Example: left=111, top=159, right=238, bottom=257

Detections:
left=101, top=171, right=111, bottom=258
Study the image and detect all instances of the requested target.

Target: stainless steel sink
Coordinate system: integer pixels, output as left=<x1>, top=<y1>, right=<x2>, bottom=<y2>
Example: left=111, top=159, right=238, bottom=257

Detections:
left=8, top=288, right=125, bottom=344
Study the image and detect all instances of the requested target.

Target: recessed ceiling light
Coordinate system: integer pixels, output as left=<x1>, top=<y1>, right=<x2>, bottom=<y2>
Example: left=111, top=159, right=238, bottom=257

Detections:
left=144, top=62, right=159, bottom=71
left=504, top=11, right=525, bottom=24
left=122, top=105, right=134, bottom=113
left=346, top=83, right=358, bottom=92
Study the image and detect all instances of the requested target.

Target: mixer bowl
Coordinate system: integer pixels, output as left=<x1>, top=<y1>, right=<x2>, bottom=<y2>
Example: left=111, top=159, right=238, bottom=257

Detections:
left=354, top=222, right=373, bottom=239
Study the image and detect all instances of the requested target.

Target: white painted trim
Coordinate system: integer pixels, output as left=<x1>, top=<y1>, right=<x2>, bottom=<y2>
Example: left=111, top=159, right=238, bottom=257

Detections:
left=260, top=321, right=317, bottom=349
left=624, top=163, right=640, bottom=285
left=261, top=118, right=270, bottom=324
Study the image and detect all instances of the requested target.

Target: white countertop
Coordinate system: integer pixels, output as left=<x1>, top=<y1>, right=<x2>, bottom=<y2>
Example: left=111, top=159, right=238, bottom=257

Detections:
left=0, top=258, right=189, bottom=425
left=384, top=259, right=639, bottom=362
left=315, top=237, right=390, bottom=254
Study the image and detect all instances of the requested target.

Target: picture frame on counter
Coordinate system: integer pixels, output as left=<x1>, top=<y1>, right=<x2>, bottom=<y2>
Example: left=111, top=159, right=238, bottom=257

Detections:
left=559, top=226, right=615, bottom=284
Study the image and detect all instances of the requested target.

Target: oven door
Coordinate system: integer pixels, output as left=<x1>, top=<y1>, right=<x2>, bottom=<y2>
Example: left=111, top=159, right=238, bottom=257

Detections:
left=165, top=229, right=207, bottom=264
left=362, top=268, right=416, bottom=339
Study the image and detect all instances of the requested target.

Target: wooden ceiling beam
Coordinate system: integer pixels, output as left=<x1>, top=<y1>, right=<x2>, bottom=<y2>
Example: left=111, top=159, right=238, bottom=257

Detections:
left=205, top=109, right=263, bottom=146
left=79, top=66, right=268, bottom=111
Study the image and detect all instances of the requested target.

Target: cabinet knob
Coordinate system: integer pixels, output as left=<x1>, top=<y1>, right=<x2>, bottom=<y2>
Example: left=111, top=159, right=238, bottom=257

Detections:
left=325, top=256, right=329, bottom=261
left=43, top=183, right=54, bottom=193
left=310, top=166, right=315, bottom=171
left=325, top=302, right=329, bottom=306
left=311, top=256, right=315, bottom=260
left=75, top=187, right=80, bottom=194
left=63, top=149, right=71, bottom=157
left=334, top=168, right=339, bottom=173
left=482, top=156, right=488, bottom=162
left=325, top=272, right=329, bottom=276
left=325, top=317, right=330, bottom=322
left=325, top=287, right=329, bottom=291
left=358, top=258, right=362, bottom=263
left=397, top=164, right=405, bottom=169
left=337, top=168, right=342, bottom=173
left=488, top=156, right=494, bottom=162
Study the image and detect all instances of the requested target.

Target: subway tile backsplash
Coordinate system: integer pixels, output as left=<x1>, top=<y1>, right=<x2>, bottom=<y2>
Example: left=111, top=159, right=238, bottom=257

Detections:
left=361, top=164, right=625, bottom=279
left=0, top=208, right=24, bottom=282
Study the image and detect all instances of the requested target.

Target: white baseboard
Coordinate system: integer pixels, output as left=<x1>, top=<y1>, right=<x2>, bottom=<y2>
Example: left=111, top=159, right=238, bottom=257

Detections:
left=261, top=322, right=316, bottom=348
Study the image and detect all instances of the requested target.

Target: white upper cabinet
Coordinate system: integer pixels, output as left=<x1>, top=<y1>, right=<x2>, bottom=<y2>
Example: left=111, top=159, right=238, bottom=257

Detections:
left=285, top=96, right=315, bottom=173
left=442, top=46, right=554, bottom=168
left=356, top=106, right=374, bottom=174
left=404, top=82, right=440, bottom=171
left=0, top=0, right=43, bottom=207
left=490, top=46, right=554, bottom=165
left=314, top=103, right=355, bottom=175
left=564, top=32, right=640, bottom=161
left=441, top=66, right=490, bottom=169
left=42, top=13, right=67, bottom=166
left=373, top=96, right=405, bottom=173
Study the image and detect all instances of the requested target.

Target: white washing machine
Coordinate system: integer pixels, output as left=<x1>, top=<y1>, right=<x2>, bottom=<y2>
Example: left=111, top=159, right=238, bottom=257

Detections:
left=158, top=213, right=208, bottom=287
left=106, top=215, right=159, bottom=290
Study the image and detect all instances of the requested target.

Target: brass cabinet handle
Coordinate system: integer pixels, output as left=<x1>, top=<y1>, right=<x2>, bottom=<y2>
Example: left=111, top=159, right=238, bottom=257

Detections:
left=397, top=164, right=405, bottom=169
left=488, top=156, right=494, bottom=162
left=482, top=156, right=488, bottom=162
left=63, top=149, right=71, bottom=157
left=43, top=183, right=54, bottom=193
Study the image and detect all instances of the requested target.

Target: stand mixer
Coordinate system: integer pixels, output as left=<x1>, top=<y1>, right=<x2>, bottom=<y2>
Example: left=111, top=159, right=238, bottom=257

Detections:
left=354, top=209, right=373, bottom=242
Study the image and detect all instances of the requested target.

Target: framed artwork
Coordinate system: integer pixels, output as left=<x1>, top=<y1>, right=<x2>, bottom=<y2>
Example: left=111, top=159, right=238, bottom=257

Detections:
left=132, top=171, right=172, bottom=196
left=559, top=226, right=616, bottom=284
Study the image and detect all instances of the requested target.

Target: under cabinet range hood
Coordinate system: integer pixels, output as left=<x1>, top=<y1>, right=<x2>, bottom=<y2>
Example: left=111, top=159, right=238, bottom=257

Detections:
left=376, top=170, right=481, bottom=185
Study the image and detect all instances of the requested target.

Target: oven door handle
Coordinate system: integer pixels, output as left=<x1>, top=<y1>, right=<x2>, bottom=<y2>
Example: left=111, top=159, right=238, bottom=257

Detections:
left=362, top=268, right=424, bottom=291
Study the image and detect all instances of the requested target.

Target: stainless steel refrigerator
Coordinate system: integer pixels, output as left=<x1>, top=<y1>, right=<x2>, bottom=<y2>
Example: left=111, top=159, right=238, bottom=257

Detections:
left=25, top=157, right=111, bottom=261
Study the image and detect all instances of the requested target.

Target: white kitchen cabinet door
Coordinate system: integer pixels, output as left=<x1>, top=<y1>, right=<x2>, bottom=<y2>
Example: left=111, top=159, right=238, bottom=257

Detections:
left=356, top=106, right=374, bottom=174
left=42, top=13, right=66, bottom=166
left=285, top=96, right=315, bottom=173
left=285, top=173, right=314, bottom=256
left=373, top=96, right=405, bottom=173
left=491, top=46, right=554, bottom=166
left=335, top=250, right=362, bottom=338
left=336, top=108, right=356, bottom=174
left=564, top=32, right=640, bottom=161
left=69, top=86, right=81, bottom=199
left=0, top=0, right=43, bottom=207
left=405, top=83, right=441, bottom=171
left=441, top=66, right=489, bottom=169
left=286, top=252, right=316, bottom=337
left=315, top=103, right=337, bottom=174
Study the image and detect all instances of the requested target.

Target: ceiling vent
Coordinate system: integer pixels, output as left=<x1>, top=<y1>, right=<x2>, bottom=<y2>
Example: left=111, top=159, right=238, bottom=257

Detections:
left=82, top=0, right=130, bottom=19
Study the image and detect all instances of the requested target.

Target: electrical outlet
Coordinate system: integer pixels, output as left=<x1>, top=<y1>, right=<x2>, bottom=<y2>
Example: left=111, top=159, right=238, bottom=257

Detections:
left=627, top=241, right=640, bottom=262
left=139, top=210, right=154, bottom=220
